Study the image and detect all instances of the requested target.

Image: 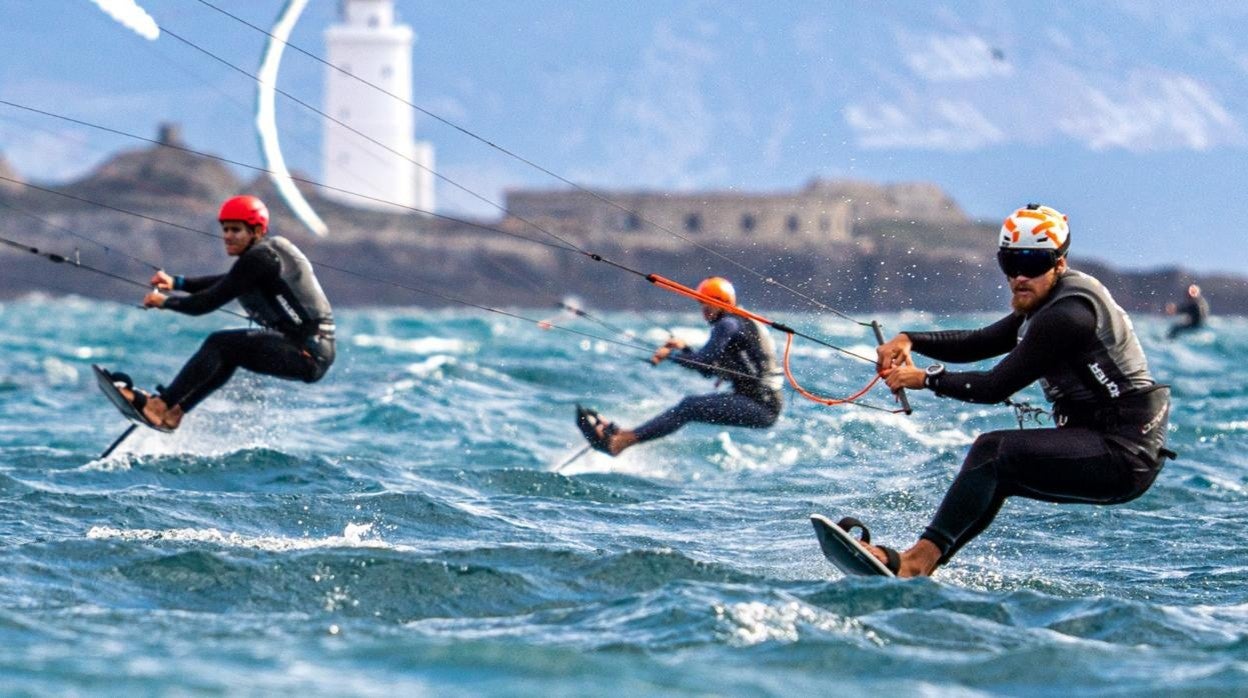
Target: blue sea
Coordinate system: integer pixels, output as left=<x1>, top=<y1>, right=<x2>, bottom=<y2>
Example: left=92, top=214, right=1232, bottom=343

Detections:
left=0, top=296, right=1245, bottom=695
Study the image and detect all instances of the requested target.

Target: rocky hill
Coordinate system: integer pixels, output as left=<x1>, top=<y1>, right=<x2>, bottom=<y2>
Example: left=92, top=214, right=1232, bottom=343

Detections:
left=0, top=129, right=1243, bottom=318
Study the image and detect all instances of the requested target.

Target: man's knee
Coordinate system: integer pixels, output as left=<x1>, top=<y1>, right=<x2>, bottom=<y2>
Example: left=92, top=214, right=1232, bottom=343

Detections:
left=674, top=396, right=707, bottom=415
left=961, top=430, right=1009, bottom=472
left=303, top=360, right=331, bottom=383
left=759, top=408, right=780, bottom=427
left=968, top=431, right=1007, bottom=454
left=201, top=330, right=239, bottom=352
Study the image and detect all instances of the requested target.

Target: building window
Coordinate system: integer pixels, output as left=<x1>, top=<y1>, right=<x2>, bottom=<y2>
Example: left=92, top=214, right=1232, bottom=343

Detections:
left=621, top=212, right=641, bottom=231
left=740, top=214, right=756, bottom=232
left=786, top=214, right=800, bottom=233
left=369, top=15, right=380, bottom=28
left=684, top=213, right=702, bottom=232
left=819, top=215, right=830, bottom=233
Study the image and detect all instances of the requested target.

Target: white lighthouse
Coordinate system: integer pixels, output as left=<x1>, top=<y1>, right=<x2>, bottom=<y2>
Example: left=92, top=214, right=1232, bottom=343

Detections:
left=323, top=0, right=435, bottom=212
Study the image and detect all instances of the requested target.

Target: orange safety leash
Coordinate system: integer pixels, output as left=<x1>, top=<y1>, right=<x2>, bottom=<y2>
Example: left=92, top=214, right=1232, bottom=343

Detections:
left=648, top=273, right=901, bottom=411
left=781, top=332, right=888, bottom=407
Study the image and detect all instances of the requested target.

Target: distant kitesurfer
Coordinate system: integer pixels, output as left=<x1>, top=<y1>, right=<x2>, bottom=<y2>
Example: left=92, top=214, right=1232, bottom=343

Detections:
left=101, top=195, right=335, bottom=430
left=577, top=277, right=783, bottom=455
left=1165, top=284, right=1209, bottom=339
left=854, top=204, right=1173, bottom=577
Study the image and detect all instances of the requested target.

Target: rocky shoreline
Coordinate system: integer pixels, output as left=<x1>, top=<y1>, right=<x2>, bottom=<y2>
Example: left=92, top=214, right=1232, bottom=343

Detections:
left=0, top=134, right=1241, bottom=315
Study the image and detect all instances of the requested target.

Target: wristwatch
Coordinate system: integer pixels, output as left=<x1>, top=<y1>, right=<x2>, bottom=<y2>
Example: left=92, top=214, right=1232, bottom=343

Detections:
left=923, top=363, right=946, bottom=389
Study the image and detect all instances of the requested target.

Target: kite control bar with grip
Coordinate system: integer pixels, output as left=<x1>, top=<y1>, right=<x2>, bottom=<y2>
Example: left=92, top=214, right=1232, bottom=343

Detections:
left=871, top=320, right=913, bottom=415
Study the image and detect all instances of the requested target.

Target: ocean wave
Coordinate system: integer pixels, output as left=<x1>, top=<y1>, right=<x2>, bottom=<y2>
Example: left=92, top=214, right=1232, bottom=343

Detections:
left=3, top=303, right=1247, bottom=694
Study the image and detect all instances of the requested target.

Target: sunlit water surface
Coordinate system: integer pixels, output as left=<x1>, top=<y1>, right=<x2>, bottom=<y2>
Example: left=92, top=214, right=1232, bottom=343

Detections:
left=1, top=298, right=1244, bottom=695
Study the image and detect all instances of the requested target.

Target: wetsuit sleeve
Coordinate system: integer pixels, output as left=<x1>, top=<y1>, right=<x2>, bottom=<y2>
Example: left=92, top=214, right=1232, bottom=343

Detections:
left=178, top=274, right=225, bottom=293
left=162, top=251, right=275, bottom=317
left=671, top=316, right=739, bottom=376
left=905, top=313, right=1022, bottom=363
left=927, top=297, right=1097, bottom=404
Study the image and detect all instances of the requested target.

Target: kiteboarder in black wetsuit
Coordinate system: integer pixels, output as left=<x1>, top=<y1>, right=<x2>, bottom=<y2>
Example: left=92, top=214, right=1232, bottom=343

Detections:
left=107, top=196, right=335, bottom=430
left=1166, top=284, right=1209, bottom=339
left=856, top=204, right=1173, bottom=577
left=577, top=277, right=783, bottom=456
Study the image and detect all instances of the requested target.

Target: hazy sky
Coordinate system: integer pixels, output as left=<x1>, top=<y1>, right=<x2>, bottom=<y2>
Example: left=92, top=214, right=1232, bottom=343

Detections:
left=1, top=1, right=1246, bottom=274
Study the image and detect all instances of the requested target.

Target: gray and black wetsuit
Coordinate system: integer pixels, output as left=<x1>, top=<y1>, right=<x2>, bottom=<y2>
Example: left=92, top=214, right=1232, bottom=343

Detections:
left=160, top=236, right=335, bottom=412
left=632, top=315, right=783, bottom=443
left=908, top=270, right=1171, bottom=564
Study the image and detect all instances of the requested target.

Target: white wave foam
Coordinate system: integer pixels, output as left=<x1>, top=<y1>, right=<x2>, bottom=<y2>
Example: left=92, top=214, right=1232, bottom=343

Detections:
left=786, top=343, right=878, bottom=361
left=714, top=600, right=882, bottom=647
left=85, top=522, right=407, bottom=553
left=832, top=408, right=975, bottom=450
left=708, top=432, right=800, bottom=473
left=555, top=447, right=675, bottom=480
left=405, top=355, right=456, bottom=378
left=352, top=335, right=475, bottom=355
left=78, top=409, right=278, bottom=465
left=41, top=357, right=79, bottom=386
left=1154, top=343, right=1220, bottom=373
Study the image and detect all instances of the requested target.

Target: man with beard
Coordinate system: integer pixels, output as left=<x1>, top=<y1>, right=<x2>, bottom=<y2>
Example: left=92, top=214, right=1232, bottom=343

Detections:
left=824, top=204, right=1174, bottom=577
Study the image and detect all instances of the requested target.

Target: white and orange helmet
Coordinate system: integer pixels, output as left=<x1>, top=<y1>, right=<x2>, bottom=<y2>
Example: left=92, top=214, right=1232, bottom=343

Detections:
left=999, top=203, right=1070, bottom=255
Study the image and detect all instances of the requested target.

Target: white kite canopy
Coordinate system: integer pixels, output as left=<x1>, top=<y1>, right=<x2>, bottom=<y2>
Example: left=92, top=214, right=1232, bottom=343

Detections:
left=257, top=0, right=329, bottom=237
left=86, top=0, right=160, bottom=41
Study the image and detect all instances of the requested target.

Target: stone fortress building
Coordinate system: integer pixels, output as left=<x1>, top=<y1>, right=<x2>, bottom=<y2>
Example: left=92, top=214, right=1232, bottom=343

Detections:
left=314, top=1, right=967, bottom=247
left=503, top=179, right=970, bottom=247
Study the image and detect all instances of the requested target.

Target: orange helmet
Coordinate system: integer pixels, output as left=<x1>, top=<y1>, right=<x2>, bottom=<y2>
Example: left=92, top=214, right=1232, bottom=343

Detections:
left=999, top=203, right=1069, bottom=254
left=218, top=195, right=269, bottom=233
left=696, top=277, right=736, bottom=306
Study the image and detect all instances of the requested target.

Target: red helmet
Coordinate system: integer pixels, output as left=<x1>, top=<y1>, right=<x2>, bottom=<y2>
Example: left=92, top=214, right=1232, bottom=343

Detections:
left=218, top=195, right=269, bottom=233
left=696, top=277, right=736, bottom=306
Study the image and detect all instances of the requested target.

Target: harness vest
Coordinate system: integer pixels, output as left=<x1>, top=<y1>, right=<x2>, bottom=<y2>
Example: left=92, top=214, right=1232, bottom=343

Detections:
left=237, top=236, right=334, bottom=341
left=717, top=317, right=784, bottom=407
left=1019, top=269, right=1153, bottom=406
left=1020, top=269, right=1170, bottom=460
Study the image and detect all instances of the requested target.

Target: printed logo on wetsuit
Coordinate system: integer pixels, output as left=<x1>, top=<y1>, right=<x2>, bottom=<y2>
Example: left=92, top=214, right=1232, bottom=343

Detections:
left=1141, top=402, right=1169, bottom=435
left=1087, top=362, right=1120, bottom=398
left=276, top=294, right=303, bottom=325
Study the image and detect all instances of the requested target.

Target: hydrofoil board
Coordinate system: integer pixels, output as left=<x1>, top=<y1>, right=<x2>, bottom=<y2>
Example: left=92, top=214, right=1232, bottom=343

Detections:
left=93, top=364, right=171, bottom=433
left=810, top=513, right=896, bottom=578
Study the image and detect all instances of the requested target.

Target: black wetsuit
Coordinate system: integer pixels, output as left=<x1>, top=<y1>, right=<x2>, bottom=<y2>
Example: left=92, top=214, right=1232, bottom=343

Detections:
left=160, top=236, right=334, bottom=412
left=908, top=270, right=1171, bottom=564
left=632, top=315, right=783, bottom=442
left=1167, top=296, right=1209, bottom=339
